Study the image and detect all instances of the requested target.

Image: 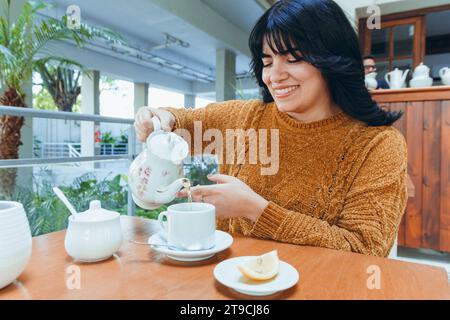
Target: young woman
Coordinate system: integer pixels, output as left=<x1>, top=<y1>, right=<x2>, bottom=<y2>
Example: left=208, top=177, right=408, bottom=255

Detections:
left=134, top=0, right=408, bottom=257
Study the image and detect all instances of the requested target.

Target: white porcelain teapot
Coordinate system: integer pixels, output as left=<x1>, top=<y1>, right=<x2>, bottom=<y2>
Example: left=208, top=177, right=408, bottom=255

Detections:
left=412, top=62, right=430, bottom=79
left=410, top=62, right=433, bottom=87
left=365, top=72, right=378, bottom=90
left=385, top=68, right=409, bottom=89
left=440, top=67, right=450, bottom=85
left=128, top=116, right=190, bottom=210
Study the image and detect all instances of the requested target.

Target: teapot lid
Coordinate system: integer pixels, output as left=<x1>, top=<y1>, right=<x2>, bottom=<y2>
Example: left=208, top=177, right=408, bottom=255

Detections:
left=415, top=62, right=429, bottom=71
left=148, top=131, right=189, bottom=163
left=76, top=200, right=119, bottom=221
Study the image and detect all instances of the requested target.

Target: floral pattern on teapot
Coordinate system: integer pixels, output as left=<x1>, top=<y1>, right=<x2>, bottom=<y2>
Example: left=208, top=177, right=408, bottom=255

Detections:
left=128, top=116, right=190, bottom=210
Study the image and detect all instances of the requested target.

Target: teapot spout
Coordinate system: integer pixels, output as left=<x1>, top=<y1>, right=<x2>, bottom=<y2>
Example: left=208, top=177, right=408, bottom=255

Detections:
left=154, top=178, right=189, bottom=204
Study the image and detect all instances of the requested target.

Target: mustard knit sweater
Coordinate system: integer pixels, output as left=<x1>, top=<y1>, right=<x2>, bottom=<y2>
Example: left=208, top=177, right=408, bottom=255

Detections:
left=166, top=99, right=408, bottom=257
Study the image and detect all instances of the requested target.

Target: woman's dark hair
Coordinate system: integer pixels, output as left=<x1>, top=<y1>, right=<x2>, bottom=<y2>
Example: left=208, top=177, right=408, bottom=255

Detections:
left=363, top=54, right=376, bottom=61
left=248, top=0, right=402, bottom=126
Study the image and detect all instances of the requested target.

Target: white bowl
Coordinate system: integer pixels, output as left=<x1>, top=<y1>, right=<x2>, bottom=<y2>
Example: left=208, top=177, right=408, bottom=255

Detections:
left=0, top=247, right=32, bottom=289
left=0, top=226, right=31, bottom=238
left=0, top=222, right=31, bottom=233
left=409, top=77, right=433, bottom=88
left=0, top=245, right=31, bottom=262
left=0, top=201, right=25, bottom=215
left=0, top=224, right=32, bottom=243
left=0, top=238, right=31, bottom=254
left=0, top=201, right=32, bottom=290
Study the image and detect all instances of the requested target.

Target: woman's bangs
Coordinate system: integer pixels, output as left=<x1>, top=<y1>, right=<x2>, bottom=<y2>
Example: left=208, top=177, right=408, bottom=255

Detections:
left=264, top=27, right=305, bottom=60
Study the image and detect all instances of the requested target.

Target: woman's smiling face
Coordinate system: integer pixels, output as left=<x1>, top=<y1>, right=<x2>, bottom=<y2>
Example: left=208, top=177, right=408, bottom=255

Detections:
left=261, top=38, right=330, bottom=114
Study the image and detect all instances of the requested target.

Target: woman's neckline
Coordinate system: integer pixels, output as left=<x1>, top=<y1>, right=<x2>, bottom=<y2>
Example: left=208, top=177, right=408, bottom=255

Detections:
left=272, top=103, right=350, bottom=130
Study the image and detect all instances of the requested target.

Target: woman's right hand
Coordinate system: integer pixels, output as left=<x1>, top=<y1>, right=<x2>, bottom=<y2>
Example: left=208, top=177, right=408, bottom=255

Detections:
left=134, top=106, right=176, bottom=142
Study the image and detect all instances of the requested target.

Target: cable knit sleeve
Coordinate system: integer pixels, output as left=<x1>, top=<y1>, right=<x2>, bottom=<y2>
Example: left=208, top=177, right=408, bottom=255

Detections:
left=164, top=100, right=259, bottom=155
left=250, top=128, right=408, bottom=257
left=165, top=99, right=255, bottom=133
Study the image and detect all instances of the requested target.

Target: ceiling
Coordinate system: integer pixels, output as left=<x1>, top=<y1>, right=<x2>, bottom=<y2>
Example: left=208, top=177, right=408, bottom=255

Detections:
left=42, top=0, right=267, bottom=94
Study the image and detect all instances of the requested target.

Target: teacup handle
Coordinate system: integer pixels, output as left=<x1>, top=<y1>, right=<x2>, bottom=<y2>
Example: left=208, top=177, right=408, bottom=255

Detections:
left=158, top=211, right=168, bottom=231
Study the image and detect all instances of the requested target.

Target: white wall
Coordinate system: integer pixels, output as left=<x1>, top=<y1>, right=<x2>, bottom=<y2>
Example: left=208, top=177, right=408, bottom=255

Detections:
left=33, top=118, right=81, bottom=144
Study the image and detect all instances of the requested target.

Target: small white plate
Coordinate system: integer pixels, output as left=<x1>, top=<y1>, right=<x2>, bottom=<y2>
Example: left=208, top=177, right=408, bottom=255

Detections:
left=148, top=230, right=233, bottom=261
left=213, top=256, right=299, bottom=296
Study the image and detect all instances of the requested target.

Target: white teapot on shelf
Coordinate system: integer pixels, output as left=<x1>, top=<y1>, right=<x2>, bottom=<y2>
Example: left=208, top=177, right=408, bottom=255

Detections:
left=365, top=72, right=378, bottom=90
left=385, top=68, right=409, bottom=89
left=440, top=67, right=450, bottom=85
left=128, top=116, right=190, bottom=210
left=410, top=62, right=433, bottom=88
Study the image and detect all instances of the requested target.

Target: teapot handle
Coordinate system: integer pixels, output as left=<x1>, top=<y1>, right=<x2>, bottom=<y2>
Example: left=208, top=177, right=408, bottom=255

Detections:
left=151, top=116, right=162, bottom=132
left=142, top=117, right=162, bottom=150
left=384, top=72, right=391, bottom=86
left=141, top=117, right=162, bottom=151
left=440, top=67, right=448, bottom=79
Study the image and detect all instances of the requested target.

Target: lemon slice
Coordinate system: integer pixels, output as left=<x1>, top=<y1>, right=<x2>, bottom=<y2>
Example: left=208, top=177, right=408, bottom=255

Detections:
left=237, top=250, right=279, bottom=281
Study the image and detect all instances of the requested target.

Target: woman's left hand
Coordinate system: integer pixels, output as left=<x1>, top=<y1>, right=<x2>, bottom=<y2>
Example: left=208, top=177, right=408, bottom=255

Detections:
left=176, top=174, right=269, bottom=222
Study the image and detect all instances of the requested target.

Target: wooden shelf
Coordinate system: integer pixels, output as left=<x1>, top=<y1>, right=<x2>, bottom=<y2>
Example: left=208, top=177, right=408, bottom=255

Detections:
left=371, top=85, right=450, bottom=103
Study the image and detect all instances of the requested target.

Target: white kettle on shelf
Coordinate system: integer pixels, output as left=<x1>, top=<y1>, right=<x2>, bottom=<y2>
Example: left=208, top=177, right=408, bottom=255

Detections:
left=385, top=68, right=409, bottom=89
left=365, top=72, right=378, bottom=90
left=440, top=67, right=450, bottom=85
left=409, top=62, right=433, bottom=88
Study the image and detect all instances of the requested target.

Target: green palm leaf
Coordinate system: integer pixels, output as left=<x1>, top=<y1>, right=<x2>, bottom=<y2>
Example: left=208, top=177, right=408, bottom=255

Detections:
left=0, top=0, right=123, bottom=98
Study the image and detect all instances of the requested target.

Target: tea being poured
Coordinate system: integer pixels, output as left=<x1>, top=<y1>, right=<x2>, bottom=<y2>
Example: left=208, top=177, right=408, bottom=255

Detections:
left=182, top=178, right=193, bottom=204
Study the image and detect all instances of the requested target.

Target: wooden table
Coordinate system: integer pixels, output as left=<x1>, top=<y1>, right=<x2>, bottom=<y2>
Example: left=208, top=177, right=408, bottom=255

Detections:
left=1, top=216, right=449, bottom=300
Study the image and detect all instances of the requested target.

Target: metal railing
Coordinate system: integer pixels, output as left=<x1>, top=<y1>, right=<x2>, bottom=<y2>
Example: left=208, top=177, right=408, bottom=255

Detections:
left=35, top=142, right=81, bottom=159
left=34, top=142, right=128, bottom=158
left=68, top=143, right=82, bottom=158
left=0, top=106, right=136, bottom=215
left=100, top=143, right=128, bottom=155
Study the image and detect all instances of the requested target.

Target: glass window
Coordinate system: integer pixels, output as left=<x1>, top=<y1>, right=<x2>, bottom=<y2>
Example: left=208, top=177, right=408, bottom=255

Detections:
left=371, top=28, right=389, bottom=59
left=375, top=60, right=389, bottom=83
left=393, top=24, right=414, bottom=57
left=392, top=58, right=413, bottom=71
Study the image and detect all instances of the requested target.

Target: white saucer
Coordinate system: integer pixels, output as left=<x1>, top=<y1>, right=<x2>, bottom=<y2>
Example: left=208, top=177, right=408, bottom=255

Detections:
left=213, top=256, right=299, bottom=296
left=148, top=230, right=233, bottom=261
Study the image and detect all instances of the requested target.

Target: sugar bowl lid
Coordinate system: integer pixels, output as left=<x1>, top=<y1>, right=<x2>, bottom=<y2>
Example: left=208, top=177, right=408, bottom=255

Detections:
left=76, top=200, right=120, bottom=222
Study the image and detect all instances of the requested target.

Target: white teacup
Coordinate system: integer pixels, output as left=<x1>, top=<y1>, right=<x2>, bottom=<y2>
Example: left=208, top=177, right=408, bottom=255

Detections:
left=158, top=202, right=216, bottom=251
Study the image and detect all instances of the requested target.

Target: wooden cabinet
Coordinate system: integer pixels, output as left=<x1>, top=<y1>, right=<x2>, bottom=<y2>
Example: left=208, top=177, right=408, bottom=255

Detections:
left=372, top=86, right=450, bottom=252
